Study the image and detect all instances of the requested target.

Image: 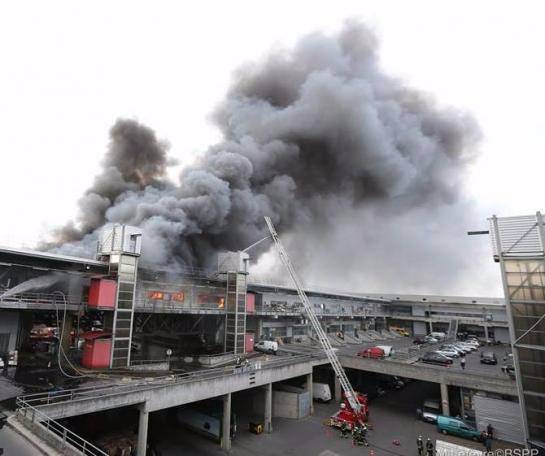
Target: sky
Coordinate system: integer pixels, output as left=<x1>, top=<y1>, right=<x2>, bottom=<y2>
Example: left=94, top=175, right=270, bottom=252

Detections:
left=0, top=1, right=543, bottom=295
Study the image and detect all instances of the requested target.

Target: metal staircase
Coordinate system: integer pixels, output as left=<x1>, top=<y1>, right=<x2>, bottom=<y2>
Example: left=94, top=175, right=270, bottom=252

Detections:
left=264, top=216, right=361, bottom=414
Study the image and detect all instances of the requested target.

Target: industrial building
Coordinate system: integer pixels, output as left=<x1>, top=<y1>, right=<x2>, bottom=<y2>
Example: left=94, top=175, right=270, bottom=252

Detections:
left=0, top=221, right=527, bottom=455
left=489, top=213, right=545, bottom=452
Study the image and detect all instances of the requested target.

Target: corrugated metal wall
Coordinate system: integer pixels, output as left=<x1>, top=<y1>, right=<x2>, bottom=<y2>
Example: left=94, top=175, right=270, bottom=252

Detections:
left=474, top=394, right=524, bottom=444
left=494, top=327, right=511, bottom=343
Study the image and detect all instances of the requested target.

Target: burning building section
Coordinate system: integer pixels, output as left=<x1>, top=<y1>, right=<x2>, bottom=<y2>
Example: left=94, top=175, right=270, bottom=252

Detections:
left=0, top=22, right=528, bottom=456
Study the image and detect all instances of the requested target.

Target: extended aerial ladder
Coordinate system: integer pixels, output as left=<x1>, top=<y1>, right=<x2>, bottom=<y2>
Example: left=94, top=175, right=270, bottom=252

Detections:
left=264, top=216, right=363, bottom=419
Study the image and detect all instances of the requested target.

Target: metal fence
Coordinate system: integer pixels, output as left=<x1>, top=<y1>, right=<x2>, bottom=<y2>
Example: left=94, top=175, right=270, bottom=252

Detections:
left=16, top=398, right=107, bottom=456
left=0, top=290, right=81, bottom=307
left=17, top=353, right=321, bottom=409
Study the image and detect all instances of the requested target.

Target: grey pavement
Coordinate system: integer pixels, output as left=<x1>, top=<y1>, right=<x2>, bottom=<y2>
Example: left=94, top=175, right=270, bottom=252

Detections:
left=0, top=425, right=43, bottom=456
left=153, top=381, right=522, bottom=456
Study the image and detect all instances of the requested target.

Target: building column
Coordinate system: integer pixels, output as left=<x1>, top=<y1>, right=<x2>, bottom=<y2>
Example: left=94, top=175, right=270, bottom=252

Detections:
left=264, top=383, right=273, bottom=433
left=440, top=383, right=450, bottom=417
left=137, top=402, right=149, bottom=456
left=222, top=393, right=232, bottom=450
left=334, top=375, right=342, bottom=402
left=428, top=320, right=433, bottom=333
left=484, top=324, right=489, bottom=341
left=306, top=372, right=314, bottom=415
left=459, top=387, right=465, bottom=419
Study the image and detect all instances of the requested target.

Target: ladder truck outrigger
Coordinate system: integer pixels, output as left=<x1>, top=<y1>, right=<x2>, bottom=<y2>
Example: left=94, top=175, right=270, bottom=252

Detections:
left=264, top=217, right=368, bottom=430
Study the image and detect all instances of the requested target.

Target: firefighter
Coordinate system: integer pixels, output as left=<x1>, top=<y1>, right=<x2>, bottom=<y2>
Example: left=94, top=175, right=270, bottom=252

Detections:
left=425, top=437, right=434, bottom=456
left=340, top=420, right=350, bottom=438
left=352, top=424, right=363, bottom=445
left=351, top=424, right=361, bottom=445
left=417, top=435, right=424, bottom=456
left=360, top=424, right=369, bottom=446
left=486, top=423, right=494, bottom=439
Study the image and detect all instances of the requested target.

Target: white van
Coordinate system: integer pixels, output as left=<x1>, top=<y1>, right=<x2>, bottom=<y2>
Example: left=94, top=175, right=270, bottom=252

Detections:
left=430, top=332, right=446, bottom=341
left=254, top=340, right=278, bottom=355
left=312, top=382, right=332, bottom=402
left=375, top=345, right=395, bottom=357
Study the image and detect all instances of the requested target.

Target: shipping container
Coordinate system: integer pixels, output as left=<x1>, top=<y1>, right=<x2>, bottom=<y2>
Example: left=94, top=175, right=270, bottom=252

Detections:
left=88, top=279, right=117, bottom=309
left=244, top=333, right=254, bottom=353
left=246, top=293, right=256, bottom=313
left=81, top=332, right=112, bottom=368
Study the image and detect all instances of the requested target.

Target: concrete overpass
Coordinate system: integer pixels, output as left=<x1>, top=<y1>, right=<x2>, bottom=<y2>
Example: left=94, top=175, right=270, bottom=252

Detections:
left=17, top=354, right=323, bottom=455
left=338, top=355, right=517, bottom=397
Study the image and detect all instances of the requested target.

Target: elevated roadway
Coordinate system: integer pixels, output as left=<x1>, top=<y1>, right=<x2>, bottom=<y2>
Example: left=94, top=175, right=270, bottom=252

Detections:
left=17, top=354, right=324, bottom=420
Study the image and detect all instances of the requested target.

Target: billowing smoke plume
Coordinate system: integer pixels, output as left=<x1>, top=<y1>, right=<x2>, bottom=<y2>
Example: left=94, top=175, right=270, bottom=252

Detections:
left=50, top=22, right=486, bottom=292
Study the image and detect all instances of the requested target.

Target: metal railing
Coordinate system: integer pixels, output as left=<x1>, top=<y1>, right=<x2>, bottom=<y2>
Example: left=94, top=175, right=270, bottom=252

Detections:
left=0, top=290, right=81, bottom=307
left=17, top=353, right=321, bottom=409
left=16, top=398, right=107, bottom=456
left=135, top=299, right=223, bottom=313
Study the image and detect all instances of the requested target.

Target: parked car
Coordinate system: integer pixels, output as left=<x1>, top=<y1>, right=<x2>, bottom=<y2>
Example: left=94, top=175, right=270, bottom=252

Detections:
left=456, top=331, right=468, bottom=340
left=416, top=399, right=441, bottom=423
left=456, top=342, right=477, bottom=352
left=375, top=345, right=395, bottom=357
left=413, top=336, right=427, bottom=345
left=434, top=349, right=459, bottom=359
left=467, top=337, right=484, bottom=346
left=464, top=339, right=480, bottom=348
left=420, top=352, right=453, bottom=366
left=390, top=326, right=410, bottom=337
left=501, top=360, right=516, bottom=378
left=480, top=352, right=498, bottom=365
left=437, top=416, right=483, bottom=441
left=424, top=335, right=439, bottom=344
left=358, top=383, right=385, bottom=401
left=430, top=332, right=447, bottom=341
left=452, top=343, right=472, bottom=355
left=357, top=347, right=385, bottom=359
left=441, top=344, right=465, bottom=355
left=254, top=340, right=278, bottom=355
left=377, top=375, right=404, bottom=390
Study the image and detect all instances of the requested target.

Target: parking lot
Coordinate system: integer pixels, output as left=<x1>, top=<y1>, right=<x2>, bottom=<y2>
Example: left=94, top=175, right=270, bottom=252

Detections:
left=327, top=335, right=513, bottom=379
left=150, top=380, right=522, bottom=456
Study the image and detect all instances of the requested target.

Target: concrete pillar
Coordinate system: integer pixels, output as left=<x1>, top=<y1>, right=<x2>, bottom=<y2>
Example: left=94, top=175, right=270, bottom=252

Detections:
left=264, top=383, right=273, bottom=433
left=459, top=387, right=465, bottom=419
left=440, top=383, right=450, bottom=417
left=17, top=311, right=33, bottom=353
left=306, top=372, right=314, bottom=415
left=137, top=403, right=149, bottom=456
left=334, top=375, right=342, bottom=402
left=484, top=324, right=489, bottom=341
left=428, top=320, right=433, bottom=333
left=222, top=393, right=232, bottom=450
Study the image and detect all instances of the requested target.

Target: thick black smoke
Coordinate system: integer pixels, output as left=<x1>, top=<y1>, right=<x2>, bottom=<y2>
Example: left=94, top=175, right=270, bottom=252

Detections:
left=52, top=22, right=483, bottom=288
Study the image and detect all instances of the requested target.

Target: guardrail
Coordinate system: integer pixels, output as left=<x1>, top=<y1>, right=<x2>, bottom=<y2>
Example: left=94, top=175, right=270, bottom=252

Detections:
left=16, top=398, right=107, bottom=456
left=17, top=353, right=321, bottom=409
left=135, top=300, right=223, bottom=313
left=0, top=291, right=81, bottom=307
